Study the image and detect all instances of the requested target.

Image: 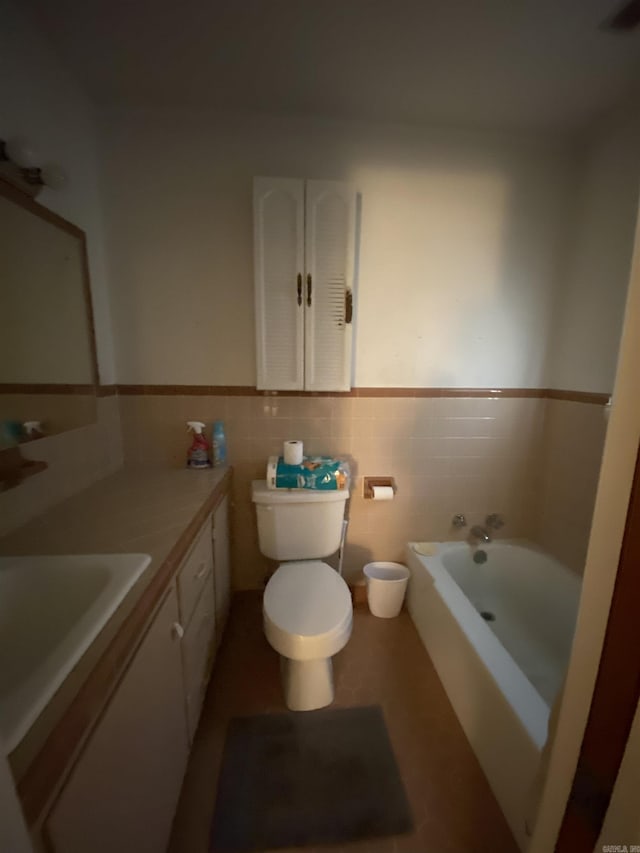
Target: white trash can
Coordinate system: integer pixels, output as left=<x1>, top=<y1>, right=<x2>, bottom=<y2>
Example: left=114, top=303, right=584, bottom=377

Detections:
left=363, top=562, right=410, bottom=618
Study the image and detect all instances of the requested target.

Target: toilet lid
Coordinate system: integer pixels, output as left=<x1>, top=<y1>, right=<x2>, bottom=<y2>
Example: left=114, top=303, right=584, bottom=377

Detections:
left=264, top=561, right=352, bottom=637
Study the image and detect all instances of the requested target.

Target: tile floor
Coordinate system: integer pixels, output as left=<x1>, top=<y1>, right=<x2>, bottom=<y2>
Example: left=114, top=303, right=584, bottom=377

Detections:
left=168, top=593, right=518, bottom=853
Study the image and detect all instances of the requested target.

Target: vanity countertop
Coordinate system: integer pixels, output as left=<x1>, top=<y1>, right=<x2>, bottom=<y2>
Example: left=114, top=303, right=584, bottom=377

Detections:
left=0, top=464, right=232, bottom=825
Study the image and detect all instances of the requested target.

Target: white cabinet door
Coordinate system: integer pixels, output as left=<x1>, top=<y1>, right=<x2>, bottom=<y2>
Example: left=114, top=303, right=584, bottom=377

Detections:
left=253, top=177, right=356, bottom=392
left=304, top=180, right=355, bottom=392
left=182, top=571, right=215, bottom=742
left=45, top=586, right=188, bottom=853
left=254, top=177, right=305, bottom=391
left=213, top=494, right=231, bottom=646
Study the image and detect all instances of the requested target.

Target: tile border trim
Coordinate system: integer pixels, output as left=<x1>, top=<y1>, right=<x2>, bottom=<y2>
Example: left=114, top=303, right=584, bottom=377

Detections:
left=545, top=388, right=610, bottom=405
left=111, top=384, right=611, bottom=405
left=0, top=383, right=97, bottom=395
left=96, top=384, right=118, bottom=397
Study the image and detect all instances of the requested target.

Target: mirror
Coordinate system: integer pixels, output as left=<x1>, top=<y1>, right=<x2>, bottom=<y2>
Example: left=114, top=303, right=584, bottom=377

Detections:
left=0, top=178, right=98, bottom=446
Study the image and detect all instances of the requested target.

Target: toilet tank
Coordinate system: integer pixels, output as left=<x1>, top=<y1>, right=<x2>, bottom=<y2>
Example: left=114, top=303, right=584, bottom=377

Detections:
left=251, top=480, right=349, bottom=561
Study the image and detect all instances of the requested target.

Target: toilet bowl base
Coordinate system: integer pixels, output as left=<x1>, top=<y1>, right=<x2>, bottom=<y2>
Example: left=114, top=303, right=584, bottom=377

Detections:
left=281, top=656, right=334, bottom=711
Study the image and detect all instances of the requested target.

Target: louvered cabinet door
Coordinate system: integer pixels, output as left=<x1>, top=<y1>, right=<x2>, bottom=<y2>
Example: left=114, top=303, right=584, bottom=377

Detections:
left=253, top=178, right=305, bottom=390
left=304, top=180, right=355, bottom=392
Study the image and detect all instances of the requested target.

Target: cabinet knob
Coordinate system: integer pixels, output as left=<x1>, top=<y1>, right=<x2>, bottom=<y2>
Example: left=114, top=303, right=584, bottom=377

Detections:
left=171, top=621, right=185, bottom=640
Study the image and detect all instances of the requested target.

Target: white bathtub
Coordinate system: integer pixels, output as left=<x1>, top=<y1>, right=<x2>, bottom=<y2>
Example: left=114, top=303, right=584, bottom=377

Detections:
left=405, top=540, right=581, bottom=850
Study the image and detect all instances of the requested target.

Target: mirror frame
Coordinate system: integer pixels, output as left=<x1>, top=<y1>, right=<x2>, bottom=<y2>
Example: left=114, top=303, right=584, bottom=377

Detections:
left=0, top=176, right=100, bottom=402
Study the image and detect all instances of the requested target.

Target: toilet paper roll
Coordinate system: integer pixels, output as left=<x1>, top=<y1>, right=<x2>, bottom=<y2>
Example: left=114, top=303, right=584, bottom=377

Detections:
left=283, top=440, right=304, bottom=466
left=372, top=485, right=394, bottom=501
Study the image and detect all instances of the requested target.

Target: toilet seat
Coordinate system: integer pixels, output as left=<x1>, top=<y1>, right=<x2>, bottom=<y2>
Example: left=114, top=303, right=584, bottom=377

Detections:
left=263, top=561, right=353, bottom=661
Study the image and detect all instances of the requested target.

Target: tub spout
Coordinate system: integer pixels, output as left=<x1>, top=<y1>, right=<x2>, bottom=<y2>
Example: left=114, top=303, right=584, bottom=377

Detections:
left=469, top=525, right=491, bottom=544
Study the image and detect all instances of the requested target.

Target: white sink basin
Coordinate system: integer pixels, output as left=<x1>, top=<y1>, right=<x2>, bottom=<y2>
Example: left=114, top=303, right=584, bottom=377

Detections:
left=0, top=553, right=151, bottom=751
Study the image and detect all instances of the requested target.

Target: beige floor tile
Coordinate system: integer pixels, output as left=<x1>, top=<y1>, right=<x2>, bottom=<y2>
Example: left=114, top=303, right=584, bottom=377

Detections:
left=168, top=592, right=517, bottom=853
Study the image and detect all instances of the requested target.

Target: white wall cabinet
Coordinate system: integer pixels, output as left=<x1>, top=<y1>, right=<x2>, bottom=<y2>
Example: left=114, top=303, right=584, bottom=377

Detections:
left=253, top=177, right=357, bottom=391
left=45, top=585, right=189, bottom=853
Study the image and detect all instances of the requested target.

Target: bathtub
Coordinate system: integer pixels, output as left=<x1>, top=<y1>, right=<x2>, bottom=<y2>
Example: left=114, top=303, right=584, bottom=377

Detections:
left=405, top=540, right=581, bottom=850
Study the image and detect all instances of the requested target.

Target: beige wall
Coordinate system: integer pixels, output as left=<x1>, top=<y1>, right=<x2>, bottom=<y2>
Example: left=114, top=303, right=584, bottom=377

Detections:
left=99, top=106, right=639, bottom=396
left=546, top=107, right=640, bottom=394
left=101, top=110, right=577, bottom=389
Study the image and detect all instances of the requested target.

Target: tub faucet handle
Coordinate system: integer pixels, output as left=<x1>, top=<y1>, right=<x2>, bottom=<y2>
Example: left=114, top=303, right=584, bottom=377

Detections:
left=485, top=513, right=504, bottom=530
left=452, top=513, right=467, bottom=528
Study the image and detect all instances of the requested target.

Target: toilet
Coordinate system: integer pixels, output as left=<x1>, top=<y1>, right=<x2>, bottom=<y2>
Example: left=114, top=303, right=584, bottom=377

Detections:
left=251, top=480, right=352, bottom=711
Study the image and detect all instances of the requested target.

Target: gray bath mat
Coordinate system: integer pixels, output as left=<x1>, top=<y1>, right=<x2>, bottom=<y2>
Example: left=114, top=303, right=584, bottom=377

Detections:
left=210, top=705, right=413, bottom=852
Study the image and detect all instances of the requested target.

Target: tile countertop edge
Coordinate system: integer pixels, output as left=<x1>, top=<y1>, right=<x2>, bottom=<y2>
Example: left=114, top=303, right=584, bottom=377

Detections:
left=10, top=466, right=233, bottom=828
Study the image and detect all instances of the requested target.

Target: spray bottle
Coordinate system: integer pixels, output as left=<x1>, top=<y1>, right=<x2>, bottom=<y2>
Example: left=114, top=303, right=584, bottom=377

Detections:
left=23, top=421, right=44, bottom=440
left=212, top=420, right=228, bottom=467
left=186, top=422, right=211, bottom=469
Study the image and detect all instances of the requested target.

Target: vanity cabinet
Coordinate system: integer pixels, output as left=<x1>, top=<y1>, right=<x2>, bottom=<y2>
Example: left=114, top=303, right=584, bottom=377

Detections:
left=213, top=494, right=231, bottom=647
left=178, top=514, right=216, bottom=742
left=176, top=514, right=214, bottom=628
left=253, top=177, right=357, bottom=392
left=177, top=500, right=231, bottom=742
left=43, top=493, right=233, bottom=852
left=44, top=585, right=188, bottom=853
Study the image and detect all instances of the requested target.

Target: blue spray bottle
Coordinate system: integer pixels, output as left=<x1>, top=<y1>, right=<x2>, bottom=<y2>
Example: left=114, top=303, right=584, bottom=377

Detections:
left=212, top=421, right=228, bottom=467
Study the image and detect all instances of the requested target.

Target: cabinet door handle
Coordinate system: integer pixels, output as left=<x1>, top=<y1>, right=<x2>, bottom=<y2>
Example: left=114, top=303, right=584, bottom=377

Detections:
left=306, top=273, right=312, bottom=307
left=171, top=621, right=185, bottom=640
left=345, top=289, right=353, bottom=324
left=297, top=273, right=302, bottom=306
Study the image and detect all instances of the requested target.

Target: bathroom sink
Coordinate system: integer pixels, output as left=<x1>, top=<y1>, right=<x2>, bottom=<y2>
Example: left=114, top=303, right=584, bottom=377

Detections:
left=0, top=553, right=151, bottom=751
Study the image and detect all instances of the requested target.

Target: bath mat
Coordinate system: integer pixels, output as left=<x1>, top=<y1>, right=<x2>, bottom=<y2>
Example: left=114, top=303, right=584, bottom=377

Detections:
left=210, top=705, right=413, bottom=852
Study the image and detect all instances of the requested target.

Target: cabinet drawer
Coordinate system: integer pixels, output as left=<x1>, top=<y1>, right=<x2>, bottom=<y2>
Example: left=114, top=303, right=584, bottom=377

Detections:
left=182, top=574, right=216, bottom=741
left=177, top=517, right=213, bottom=627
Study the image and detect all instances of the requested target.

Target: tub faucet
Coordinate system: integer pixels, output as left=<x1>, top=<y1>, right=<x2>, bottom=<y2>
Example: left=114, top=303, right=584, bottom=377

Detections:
left=469, top=525, right=491, bottom=544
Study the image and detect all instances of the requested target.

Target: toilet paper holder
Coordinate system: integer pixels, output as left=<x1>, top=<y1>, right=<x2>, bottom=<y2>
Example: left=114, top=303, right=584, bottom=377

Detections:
left=363, top=476, right=397, bottom=499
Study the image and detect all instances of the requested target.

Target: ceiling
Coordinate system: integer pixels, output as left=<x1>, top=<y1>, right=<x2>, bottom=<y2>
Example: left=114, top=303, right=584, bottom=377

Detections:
left=30, top=0, right=640, bottom=134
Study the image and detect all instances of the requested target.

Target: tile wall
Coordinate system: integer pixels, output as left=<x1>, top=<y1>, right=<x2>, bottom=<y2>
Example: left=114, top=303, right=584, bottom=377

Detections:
left=118, top=394, right=549, bottom=588
left=0, top=396, right=123, bottom=537
left=534, top=399, right=607, bottom=574
left=1, top=394, right=97, bottom=435
left=1, top=392, right=607, bottom=586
